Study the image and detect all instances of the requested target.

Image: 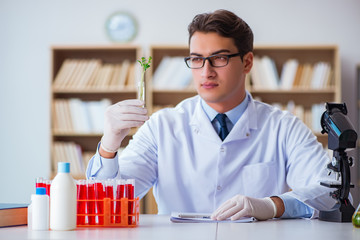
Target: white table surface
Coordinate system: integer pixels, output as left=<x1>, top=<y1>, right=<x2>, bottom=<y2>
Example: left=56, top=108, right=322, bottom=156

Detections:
left=0, top=214, right=359, bottom=240
left=217, top=218, right=360, bottom=240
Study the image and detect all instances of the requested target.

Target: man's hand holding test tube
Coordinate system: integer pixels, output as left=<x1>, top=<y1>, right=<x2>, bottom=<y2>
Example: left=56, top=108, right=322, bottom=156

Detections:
left=99, top=57, right=151, bottom=158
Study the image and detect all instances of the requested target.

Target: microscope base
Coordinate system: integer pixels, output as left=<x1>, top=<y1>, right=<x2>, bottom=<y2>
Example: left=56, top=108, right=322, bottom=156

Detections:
left=319, top=203, right=355, bottom=222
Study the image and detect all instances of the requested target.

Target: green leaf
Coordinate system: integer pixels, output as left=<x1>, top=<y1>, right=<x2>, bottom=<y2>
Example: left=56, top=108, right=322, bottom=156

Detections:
left=137, top=56, right=152, bottom=73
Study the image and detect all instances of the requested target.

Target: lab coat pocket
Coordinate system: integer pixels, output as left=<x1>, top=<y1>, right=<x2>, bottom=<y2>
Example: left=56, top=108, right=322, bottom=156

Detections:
left=241, top=161, right=278, bottom=198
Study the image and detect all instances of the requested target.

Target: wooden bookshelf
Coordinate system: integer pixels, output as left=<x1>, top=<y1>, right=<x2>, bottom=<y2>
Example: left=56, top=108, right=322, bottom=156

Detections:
left=50, top=45, right=141, bottom=179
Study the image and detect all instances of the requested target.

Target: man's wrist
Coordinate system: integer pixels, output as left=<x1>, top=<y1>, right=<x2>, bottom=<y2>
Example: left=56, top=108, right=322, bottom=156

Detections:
left=270, top=196, right=285, bottom=218
left=99, top=144, right=117, bottom=158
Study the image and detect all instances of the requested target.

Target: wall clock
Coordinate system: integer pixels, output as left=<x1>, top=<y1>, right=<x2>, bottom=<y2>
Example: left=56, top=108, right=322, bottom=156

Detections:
left=105, top=12, right=138, bottom=43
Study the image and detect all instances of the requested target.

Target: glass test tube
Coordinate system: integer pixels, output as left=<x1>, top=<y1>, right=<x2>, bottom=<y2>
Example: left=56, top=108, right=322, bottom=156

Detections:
left=45, top=179, right=52, bottom=196
left=105, top=179, right=115, bottom=223
left=126, top=179, right=135, bottom=224
left=115, top=179, right=126, bottom=223
left=95, top=180, right=105, bottom=225
left=76, top=180, right=86, bottom=225
left=35, top=177, right=45, bottom=188
left=86, top=179, right=96, bottom=225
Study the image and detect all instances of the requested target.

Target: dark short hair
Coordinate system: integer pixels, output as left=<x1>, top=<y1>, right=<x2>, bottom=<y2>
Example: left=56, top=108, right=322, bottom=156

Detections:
left=188, top=9, right=253, bottom=58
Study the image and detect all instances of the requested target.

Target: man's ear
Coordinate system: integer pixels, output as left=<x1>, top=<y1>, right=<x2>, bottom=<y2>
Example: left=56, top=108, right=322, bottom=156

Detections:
left=243, top=52, right=253, bottom=74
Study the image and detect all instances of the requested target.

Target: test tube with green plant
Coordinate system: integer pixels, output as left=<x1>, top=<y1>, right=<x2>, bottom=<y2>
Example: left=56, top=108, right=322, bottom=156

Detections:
left=137, top=56, right=152, bottom=106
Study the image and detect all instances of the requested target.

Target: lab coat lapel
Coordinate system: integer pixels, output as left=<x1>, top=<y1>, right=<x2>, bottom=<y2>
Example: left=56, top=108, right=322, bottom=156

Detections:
left=223, top=95, right=258, bottom=143
left=189, top=99, right=221, bottom=143
left=188, top=95, right=258, bottom=143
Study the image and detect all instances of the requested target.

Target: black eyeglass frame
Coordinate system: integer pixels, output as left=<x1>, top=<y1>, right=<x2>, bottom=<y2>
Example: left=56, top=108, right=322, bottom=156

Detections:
left=184, top=52, right=244, bottom=69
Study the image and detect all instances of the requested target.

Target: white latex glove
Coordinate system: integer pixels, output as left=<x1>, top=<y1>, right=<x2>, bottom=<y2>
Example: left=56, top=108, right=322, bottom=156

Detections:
left=211, top=195, right=277, bottom=221
left=101, top=99, right=149, bottom=153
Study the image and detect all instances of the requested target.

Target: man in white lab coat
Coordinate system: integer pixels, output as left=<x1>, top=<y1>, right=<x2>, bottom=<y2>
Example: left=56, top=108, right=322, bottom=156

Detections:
left=87, top=9, right=336, bottom=220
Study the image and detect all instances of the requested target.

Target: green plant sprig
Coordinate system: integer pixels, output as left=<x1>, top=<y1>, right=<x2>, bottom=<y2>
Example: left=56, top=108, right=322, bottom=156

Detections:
left=137, top=56, right=152, bottom=103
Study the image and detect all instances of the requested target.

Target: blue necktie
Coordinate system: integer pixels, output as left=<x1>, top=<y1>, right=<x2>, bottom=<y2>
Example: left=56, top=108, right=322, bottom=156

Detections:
left=215, top=114, right=229, bottom=141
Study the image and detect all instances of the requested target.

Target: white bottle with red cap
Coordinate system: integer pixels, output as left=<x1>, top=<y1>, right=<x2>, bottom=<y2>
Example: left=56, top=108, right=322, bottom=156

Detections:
left=50, top=162, right=77, bottom=230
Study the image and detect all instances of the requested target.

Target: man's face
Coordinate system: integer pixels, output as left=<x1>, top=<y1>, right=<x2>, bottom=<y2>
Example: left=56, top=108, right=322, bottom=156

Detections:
left=189, top=31, right=253, bottom=113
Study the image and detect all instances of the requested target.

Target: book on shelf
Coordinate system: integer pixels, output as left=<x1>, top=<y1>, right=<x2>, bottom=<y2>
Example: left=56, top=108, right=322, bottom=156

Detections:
left=311, top=103, right=324, bottom=132
left=268, top=100, right=325, bottom=134
left=298, top=63, right=313, bottom=88
left=262, top=55, right=280, bottom=89
left=126, top=63, right=136, bottom=88
left=108, top=63, right=121, bottom=88
left=52, top=99, right=72, bottom=133
left=250, top=56, right=333, bottom=90
left=116, top=60, right=131, bottom=89
left=51, top=101, right=60, bottom=132
left=310, top=62, right=332, bottom=89
left=75, top=59, right=101, bottom=89
left=153, top=56, right=171, bottom=88
left=53, top=59, right=78, bottom=89
left=280, top=59, right=299, bottom=90
left=0, top=203, right=28, bottom=227
left=53, top=98, right=111, bottom=134
left=87, top=99, right=111, bottom=133
left=292, top=64, right=303, bottom=88
left=152, top=56, right=192, bottom=89
left=251, top=56, right=279, bottom=89
left=94, top=64, right=114, bottom=89
left=250, top=57, right=263, bottom=89
left=53, top=59, right=136, bottom=89
left=52, top=141, right=86, bottom=176
left=244, top=73, right=251, bottom=90
left=67, top=59, right=87, bottom=88
left=69, top=98, right=92, bottom=133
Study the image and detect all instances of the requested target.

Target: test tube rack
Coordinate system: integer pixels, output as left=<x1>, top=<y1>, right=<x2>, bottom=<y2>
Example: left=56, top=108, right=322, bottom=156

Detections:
left=76, top=197, right=139, bottom=228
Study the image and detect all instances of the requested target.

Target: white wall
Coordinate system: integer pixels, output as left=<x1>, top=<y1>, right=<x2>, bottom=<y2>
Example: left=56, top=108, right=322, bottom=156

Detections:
left=1, top=0, right=359, bottom=205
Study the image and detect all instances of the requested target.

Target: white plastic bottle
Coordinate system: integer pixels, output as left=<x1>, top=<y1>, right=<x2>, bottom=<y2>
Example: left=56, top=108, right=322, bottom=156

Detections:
left=50, top=162, right=77, bottom=230
left=27, top=200, right=32, bottom=229
left=32, top=187, right=49, bottom=230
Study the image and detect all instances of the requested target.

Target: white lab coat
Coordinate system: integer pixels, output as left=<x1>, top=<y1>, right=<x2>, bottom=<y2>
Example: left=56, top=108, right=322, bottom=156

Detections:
left=88, top=94, right=336, bottom=216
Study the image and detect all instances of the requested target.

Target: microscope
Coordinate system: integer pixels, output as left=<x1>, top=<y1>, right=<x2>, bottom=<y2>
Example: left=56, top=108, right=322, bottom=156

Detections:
left=319, top=102, right=358, bottom=222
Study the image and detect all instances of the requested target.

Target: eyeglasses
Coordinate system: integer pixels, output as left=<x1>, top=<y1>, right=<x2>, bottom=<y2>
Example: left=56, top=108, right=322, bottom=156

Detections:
left=184, top=52, right=243, bottom=69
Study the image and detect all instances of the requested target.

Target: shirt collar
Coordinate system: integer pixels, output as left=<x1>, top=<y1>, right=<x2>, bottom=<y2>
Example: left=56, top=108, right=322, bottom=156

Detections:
left=200, top=92, right=249, bottom=125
